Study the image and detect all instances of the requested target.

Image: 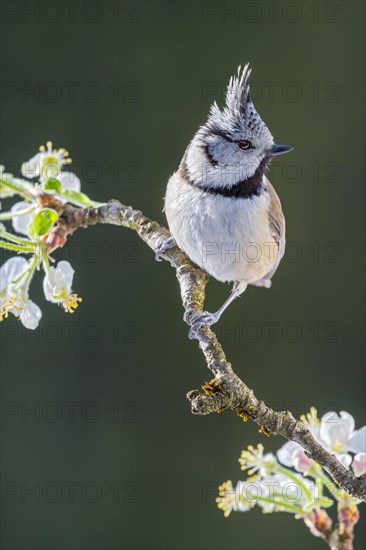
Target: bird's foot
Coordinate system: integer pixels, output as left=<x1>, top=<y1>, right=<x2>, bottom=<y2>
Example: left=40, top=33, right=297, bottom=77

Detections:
left=155, top=237, right=176, bottom=261
left=186, top=310, right=220, bottom=340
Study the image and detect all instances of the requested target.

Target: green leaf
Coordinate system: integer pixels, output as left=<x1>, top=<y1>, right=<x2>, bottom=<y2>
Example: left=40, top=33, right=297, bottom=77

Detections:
left=31, top=208, right=58, bottom=236
left=60, top=190, right=95, bottom=207
left=43, top=178, right=62, bottom=193
left=60, top=190, right=105, bottom=208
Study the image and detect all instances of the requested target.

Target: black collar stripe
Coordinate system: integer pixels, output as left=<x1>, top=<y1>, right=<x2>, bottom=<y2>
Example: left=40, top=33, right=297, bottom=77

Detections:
left=182, top=156, right=268, bottom=199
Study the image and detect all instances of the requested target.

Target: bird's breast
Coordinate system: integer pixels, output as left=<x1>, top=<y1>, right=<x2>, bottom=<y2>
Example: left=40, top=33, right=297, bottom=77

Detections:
left=164, top=172, right=278, bottom=284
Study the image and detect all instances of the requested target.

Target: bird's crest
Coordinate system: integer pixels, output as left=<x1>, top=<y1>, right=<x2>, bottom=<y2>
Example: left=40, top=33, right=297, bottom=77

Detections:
left=225, top=64, right=252, bottom=114
left=202, top=64, right=270, bottom=142
left=205, top=64, right=254, bottom=133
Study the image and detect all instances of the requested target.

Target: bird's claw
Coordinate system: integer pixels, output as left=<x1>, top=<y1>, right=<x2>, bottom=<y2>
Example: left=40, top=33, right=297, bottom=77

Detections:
left=155, top=237, right=176, bottom=261
left=187, top=311, right=220, bottom=340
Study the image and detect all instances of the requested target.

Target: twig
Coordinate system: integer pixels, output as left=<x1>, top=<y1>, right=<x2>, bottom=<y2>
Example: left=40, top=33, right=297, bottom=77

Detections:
left=304, top=507, right=356, bottom=550
left=45, top=198, right=366, bottom=503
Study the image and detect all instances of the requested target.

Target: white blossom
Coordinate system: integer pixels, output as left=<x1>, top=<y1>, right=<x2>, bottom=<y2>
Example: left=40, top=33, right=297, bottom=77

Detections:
left=216, top=480, right=253, bottom=516
left=21, top=141, right=73, bottom=181
left=239, top=444, right=277, bottom=479
left=320, top=411, right=366, bottom=464
left=43, top=261, right=81, bottom=312
left=0, top=257, right=41, bottom=329
left=277, top=442, right=316, bottom=474
left=217, top=471, right=315, bottom=517
left=277, top=409, right=366, bottom=469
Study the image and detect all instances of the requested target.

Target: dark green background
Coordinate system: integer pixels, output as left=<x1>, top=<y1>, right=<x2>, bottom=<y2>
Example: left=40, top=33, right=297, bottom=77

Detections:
left=1, top=1, right=365, bottom=549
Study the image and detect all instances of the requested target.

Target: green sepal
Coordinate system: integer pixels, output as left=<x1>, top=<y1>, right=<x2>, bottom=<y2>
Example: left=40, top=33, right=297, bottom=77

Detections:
left=43, top=178, right=62, bottom=193
left=303, top=497, right=333, bottom=512
left=318, top=496, right=334, bottom=508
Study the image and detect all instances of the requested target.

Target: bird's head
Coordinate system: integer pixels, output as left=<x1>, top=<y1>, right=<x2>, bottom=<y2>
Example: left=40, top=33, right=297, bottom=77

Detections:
left=185, top=65, right=293, bottom=193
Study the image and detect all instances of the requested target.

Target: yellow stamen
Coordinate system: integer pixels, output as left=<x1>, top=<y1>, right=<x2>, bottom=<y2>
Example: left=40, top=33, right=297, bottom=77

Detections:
left=331, top=441, right=344, bottom=453
left=246, top=475, right=258, bottom=482
left=62, top=293, right=82, bottom=313
left=0, top=297, right=22, bottom=321
left=239, top=444, right=264, bottom=470
left=216, top=480, right=235, bottom=517
left=300, top=407, right=319, bottom=426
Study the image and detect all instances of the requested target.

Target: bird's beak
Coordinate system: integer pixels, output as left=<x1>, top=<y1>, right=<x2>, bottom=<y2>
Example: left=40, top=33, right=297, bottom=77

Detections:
left=269, top=144, right=294, bottom=156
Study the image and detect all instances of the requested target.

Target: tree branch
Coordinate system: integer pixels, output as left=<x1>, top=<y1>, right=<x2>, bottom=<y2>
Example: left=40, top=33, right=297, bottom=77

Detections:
left=45, top=198, right=366, bottom=503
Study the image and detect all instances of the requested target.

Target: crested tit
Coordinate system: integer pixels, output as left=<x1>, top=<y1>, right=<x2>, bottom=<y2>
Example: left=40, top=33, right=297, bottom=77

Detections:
left=161, top=65, right=293, bottom=338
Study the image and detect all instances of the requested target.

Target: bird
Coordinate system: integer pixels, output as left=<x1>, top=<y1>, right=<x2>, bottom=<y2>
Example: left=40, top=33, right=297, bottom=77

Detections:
left=159, top=64, right=293, bottom=339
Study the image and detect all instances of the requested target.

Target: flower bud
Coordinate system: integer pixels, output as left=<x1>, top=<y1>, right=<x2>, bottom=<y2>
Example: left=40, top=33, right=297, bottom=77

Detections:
left=352, top=452, right=366, bottom=476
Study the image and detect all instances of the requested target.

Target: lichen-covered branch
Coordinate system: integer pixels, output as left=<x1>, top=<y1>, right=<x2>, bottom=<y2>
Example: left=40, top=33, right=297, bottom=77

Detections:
left=46, top=198, right=366, bottom=503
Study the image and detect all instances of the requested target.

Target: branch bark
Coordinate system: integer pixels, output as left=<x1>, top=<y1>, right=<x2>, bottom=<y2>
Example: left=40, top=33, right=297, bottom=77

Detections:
left=46, top=198, right=366, bottom=503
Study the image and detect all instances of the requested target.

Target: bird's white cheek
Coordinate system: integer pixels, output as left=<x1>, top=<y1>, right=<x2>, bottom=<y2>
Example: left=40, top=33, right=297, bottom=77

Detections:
left=240, top=152, right=261, bottom=176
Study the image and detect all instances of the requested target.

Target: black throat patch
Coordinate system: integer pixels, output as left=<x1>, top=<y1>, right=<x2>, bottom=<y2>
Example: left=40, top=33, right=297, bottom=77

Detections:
left=183, top=154, right=269, bottom=199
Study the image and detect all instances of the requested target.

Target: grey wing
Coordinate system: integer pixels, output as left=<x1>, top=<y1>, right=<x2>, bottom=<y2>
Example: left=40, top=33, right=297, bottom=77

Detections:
left=262, top=178, right=286, bottom=283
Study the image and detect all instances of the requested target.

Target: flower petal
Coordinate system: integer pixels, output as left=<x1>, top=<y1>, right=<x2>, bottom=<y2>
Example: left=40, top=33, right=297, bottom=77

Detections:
left=348, top=426, right=366, bottom=453
left=19, top=300, right=42, bottom=329
left=339, top=411, right=355, bottom=434
left=43, top=261, right=74, bottom=302
left=58, top=172, right=81, bottom=192
left=21, top=153, right=41, bottom=178
left=11, top=201, right=34, bottom=235
left=0, top=257, right=28, bottom=290
left=276, top=441, right=300, bottom=467
left=292, top=447, right=314, bottom=473
left=43, top=273, right=56, bottom=303
left=51, top=260, right=74, bottom=288
left=320, top=411, right=354, bottom=447
left=336, top=453, right=353, bottom=468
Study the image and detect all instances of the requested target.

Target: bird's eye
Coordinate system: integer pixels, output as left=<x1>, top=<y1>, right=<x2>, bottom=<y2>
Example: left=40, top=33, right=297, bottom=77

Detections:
left=238, top=139, right=252, bottom=151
